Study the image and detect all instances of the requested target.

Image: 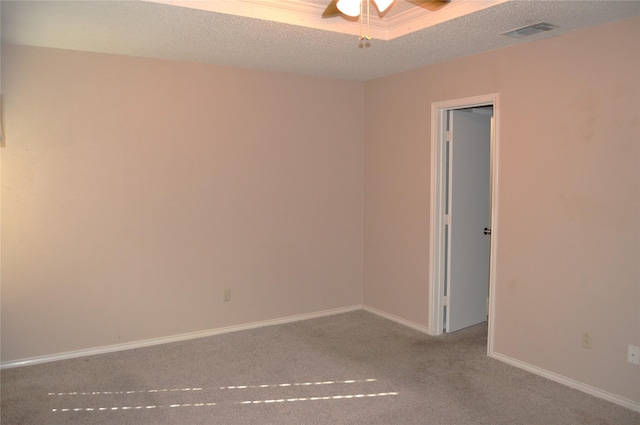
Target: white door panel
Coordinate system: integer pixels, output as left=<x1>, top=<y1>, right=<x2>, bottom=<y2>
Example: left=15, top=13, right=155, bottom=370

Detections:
left=446, top=109, right=491, bottom=333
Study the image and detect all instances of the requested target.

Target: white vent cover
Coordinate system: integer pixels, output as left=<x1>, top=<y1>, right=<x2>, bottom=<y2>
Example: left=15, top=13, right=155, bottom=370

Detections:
left=502, top=22, right=555, bottom=38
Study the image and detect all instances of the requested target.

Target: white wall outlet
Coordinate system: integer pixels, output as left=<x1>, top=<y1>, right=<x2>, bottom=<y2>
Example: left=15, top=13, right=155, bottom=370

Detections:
left=581, top=332, right=592, bottom=349
left=628, top=345, right=640, bottom=365
left=223, top=289, right=231, bottom=302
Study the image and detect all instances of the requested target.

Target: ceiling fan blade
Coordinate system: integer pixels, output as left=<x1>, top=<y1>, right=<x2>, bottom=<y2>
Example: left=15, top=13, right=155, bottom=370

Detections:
left=322, top=0, right=342, bottom=18
left=410, top=0, right=451, bottom=11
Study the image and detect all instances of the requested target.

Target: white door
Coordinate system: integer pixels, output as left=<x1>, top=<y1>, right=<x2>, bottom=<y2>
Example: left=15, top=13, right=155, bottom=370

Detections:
left=445, top=109, right=492, bottom=333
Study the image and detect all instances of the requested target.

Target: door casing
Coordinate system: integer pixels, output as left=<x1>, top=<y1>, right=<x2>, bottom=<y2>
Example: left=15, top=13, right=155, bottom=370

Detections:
left=428, top=94, right=500, bottom=356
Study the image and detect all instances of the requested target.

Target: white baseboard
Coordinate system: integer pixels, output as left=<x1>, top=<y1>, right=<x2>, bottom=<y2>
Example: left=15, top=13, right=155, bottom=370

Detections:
left=490, top=351, right=640, bottom=413
left=362, top=305, right=431, bottom=334
left=0, top=305, right=362, bottom=369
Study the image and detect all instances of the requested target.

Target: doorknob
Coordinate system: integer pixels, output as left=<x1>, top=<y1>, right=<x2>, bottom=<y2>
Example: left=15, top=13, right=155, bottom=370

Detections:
left=483, top=228, right=492, bottom=235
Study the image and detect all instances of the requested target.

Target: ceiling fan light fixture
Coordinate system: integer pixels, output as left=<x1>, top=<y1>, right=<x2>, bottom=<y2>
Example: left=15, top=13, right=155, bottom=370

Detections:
left=337, top=0, right=395, bottom=17
left=372, top=0, right=394, bottom=13
left=336, top=0, right=362, bottom=17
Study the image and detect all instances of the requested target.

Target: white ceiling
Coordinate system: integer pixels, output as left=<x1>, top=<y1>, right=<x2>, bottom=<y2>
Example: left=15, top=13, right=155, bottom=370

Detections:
left=2, top=0, right=639, bottom=81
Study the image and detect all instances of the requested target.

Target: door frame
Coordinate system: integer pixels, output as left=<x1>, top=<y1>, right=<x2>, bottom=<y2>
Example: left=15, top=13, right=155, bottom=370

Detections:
left=427, top=93, right=500, bottom=355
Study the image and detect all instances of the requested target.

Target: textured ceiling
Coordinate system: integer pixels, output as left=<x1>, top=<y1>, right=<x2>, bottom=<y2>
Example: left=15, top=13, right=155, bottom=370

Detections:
left=2, top=0, right=639, bottom=81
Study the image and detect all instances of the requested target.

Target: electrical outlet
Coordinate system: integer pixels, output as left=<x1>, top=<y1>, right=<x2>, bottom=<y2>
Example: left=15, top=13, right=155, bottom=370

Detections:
left=581, top=332, right=592, bottom=349
left=628, top=345, right=640, bottom=365
left=224, top=289, right=231, bottom=302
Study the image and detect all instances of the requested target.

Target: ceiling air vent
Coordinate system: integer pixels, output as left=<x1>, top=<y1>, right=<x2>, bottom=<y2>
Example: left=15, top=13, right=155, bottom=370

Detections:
left=502, top=22, right=555, bottom=38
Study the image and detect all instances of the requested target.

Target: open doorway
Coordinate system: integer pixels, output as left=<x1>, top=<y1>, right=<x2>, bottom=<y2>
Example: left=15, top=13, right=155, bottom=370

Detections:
left=428, top=94, right=499, bottom=355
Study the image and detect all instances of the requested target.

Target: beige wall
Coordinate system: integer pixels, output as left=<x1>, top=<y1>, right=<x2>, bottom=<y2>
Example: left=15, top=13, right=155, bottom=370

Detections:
left=1, top=45, right=364, bottom=361
left=364, top=17, right=639, bottom=403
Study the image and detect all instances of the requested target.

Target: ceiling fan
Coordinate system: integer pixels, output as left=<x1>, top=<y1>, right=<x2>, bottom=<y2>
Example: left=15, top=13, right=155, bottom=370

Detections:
left=322, top=0, right=450, bottom=19
left=322, top=0, right=450, bottom=43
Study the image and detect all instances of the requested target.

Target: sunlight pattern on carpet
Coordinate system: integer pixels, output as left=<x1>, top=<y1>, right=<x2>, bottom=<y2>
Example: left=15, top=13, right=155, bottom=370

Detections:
left=49, top=378, right=399, bottom=413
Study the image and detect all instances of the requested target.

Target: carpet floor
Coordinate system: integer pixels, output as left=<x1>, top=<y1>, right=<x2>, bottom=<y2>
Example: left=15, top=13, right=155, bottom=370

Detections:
left=1, top=310, right=638, bottom=424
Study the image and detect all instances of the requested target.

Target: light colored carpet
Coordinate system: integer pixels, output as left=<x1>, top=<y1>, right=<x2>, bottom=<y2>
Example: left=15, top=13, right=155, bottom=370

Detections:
left=1, top=310, right=638, bottom=424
